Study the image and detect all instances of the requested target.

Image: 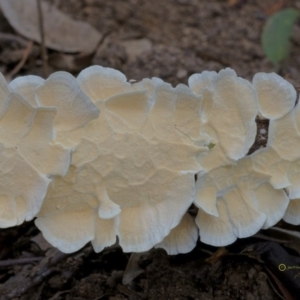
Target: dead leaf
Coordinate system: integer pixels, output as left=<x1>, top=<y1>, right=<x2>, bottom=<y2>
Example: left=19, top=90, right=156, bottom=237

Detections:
left=265, top=0, right=288, bottom=16
left=265, top=267, right=295, bottom=300
left=205, top=247, right=228, bottom=264
left=270, top=227, right=300, bottom=241
left=0, top=0, right=102, bottom=53
left=256, top=227, right=300, bottom=254
left=254, top=242, right=300, bottom=295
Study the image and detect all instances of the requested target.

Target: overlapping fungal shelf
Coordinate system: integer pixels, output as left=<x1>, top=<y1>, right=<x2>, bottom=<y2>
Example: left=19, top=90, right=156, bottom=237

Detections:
left=0, top=66, right=299, bottom=255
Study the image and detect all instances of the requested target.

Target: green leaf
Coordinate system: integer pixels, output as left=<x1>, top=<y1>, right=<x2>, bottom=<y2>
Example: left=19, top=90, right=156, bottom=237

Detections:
left=262, top=8, right=300, bottom=69
left=208, top=142, right=215, bottom=150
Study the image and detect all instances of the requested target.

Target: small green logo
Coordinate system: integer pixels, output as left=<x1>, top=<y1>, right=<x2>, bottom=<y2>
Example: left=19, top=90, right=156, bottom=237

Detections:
left=278, top=264, right=286, bottom=271
left=278, top=263, right=300, bottom=272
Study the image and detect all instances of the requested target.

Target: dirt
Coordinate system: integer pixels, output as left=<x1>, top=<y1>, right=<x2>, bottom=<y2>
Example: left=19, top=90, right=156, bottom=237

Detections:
left=0, top=225, right=283, bottom=300
left=65, top=248, right=279, bottom=300
left=0, top=0, right=300, bottom=299
left=49, top=0, right=300, bottom=86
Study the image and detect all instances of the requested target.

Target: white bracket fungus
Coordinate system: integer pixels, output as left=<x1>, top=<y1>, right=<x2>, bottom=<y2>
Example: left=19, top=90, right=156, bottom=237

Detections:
left=0, top=76, right=60, bottom=226
left=0, top=143, right=50, bottom=227
left=35, top=71, right=100, bottom=149
left=1, top=65, right=300, bottom=255
left=155, top=213, right=198, bottom=255
left=253, top=72, right=297, bottom=120
left=9, top=75, right=44, bottom=107
left=250, top=73, right=300, bottom=226
left=190, top=69, right=296, bottom=246
left=195, top=157, right=289, bottom=246
left=0, top=71, right=101, bottom=227
left=250, top=72, right=298, bottom=186
left=77, top=65, right=132, bottom=102
left=189, top=69, right=258, bottom=171
left=35, top=66, right=209, bottom=254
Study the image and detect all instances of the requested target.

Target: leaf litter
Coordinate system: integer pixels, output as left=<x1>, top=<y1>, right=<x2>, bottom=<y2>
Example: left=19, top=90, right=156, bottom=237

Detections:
left=0, top=0, right=102, bottom=53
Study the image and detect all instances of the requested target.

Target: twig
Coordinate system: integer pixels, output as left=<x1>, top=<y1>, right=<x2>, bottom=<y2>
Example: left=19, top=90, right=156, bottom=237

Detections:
left=93, top=294, right=111, bottom=300
left=0, top=33, right=28, bottom=47
left=48, top=289, right=71, bottom=300
left=34, top=282, right=45, bottom=300
left=36, top=0, right=48, bottom=77
left=2, top=250, right=69, bottom=300
left=0, top=256, right=43, bottom=268
left=7, top=40, right=33, bottom=78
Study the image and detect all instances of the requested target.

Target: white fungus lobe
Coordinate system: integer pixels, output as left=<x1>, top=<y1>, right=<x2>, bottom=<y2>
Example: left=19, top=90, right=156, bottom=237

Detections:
left=0, top=66, right=299, bottom=254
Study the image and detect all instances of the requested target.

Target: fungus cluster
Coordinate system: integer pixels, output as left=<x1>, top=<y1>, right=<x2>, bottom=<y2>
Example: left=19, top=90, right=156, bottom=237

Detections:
left=0, top=65, right=299, bottom=255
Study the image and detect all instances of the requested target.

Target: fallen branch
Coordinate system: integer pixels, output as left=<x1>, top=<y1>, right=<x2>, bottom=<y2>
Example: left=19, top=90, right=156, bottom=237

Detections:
left=1, top=250, right=68, bottom=300
left=0, top=257, right=43, bottom=268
